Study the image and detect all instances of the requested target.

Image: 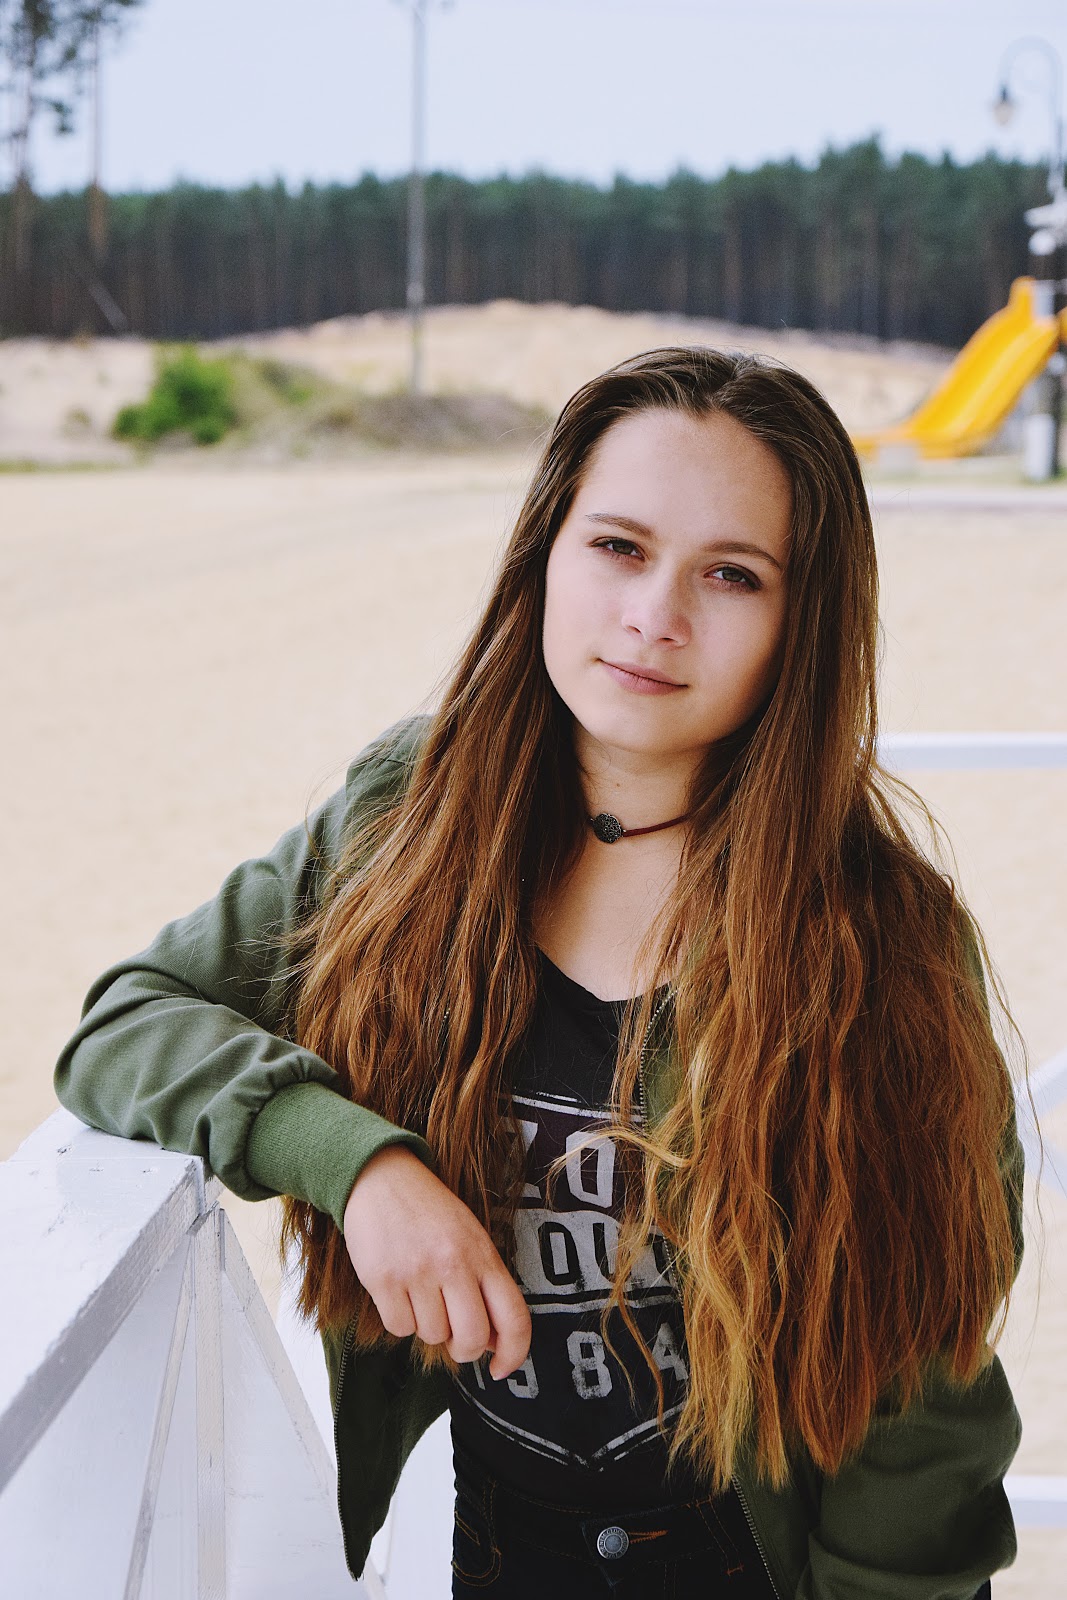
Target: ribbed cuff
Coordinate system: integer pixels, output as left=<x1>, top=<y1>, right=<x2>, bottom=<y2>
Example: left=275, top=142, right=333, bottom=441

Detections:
left=246, top=1080, right=434, bottom=1231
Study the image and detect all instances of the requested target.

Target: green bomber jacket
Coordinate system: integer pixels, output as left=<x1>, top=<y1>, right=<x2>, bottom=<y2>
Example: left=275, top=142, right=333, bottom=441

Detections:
left=54, top=716, right=1024, bottom=1598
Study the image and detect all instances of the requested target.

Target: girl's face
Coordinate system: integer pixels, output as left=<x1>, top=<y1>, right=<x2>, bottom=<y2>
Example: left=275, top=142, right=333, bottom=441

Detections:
left=542, top=407, right=792, bottom=777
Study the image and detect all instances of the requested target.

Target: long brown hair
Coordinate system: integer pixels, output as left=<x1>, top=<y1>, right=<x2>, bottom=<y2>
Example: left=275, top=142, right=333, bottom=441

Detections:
left=282, top=347, right=1021, bottom=1491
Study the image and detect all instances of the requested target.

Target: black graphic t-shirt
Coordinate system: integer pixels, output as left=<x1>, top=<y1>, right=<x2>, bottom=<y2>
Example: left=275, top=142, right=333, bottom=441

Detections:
left=449, top=952, right=702, bottom=1508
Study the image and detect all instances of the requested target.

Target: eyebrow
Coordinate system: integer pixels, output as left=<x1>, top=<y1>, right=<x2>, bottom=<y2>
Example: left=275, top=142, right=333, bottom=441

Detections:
left=584, top=512, right=785, bottom=573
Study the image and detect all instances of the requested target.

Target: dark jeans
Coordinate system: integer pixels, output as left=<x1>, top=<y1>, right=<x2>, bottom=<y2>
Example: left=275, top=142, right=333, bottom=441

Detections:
left=450, top=1443, right=997, bottom=1600
left=451, top=1442, right=778, bottom=1598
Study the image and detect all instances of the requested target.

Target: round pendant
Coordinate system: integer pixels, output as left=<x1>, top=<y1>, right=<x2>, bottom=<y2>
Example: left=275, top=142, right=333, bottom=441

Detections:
left=590, top=812, right=624, bottom=844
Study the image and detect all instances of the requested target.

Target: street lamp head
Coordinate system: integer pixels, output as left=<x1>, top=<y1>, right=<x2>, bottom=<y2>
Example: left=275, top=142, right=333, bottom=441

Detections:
left=991, top=83, right=1016, bottom=127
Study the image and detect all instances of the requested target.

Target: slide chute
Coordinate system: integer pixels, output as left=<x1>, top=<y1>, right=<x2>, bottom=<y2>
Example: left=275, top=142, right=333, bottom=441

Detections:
left=853, top=278, right=1067, bottom=460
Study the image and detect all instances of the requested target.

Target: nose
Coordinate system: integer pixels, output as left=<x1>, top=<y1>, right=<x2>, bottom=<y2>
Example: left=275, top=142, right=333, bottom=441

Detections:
left=620, top=569, right=690, bottom=646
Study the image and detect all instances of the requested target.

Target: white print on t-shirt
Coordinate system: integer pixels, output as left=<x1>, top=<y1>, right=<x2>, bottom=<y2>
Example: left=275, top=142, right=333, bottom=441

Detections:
left=454, top=1089, right=690, bottom=1468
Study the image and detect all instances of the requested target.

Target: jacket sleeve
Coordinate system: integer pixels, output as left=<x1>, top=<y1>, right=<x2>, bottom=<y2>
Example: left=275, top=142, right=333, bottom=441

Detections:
left=54, top=718, right=432, bottom=1231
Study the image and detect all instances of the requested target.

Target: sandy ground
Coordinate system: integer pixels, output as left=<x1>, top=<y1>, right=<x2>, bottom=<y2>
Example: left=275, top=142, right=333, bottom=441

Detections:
left=0, top=300, right=953, bottom=465
left=1, top=307, right=1066, bottom=1591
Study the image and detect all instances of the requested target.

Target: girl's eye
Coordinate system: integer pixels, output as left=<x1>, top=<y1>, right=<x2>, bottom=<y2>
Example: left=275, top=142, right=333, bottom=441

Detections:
left=711, top=564, right=759, bottom=591
left=594, top=537, right=640, bottom=558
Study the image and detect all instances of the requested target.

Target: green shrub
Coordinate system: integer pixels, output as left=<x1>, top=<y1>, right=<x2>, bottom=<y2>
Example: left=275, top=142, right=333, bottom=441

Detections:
left=113, top=347, right=237, bottom=446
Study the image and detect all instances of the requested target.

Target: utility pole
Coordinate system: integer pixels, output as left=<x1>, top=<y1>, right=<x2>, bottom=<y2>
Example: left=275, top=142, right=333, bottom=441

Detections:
left=407, top=0, right=427, bottom=393
left=394, top=0, right=450, bottom=394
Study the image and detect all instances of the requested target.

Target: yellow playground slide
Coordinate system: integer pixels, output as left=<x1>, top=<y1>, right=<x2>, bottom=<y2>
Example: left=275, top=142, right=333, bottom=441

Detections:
left=852, top=277, right=1067, bottom=460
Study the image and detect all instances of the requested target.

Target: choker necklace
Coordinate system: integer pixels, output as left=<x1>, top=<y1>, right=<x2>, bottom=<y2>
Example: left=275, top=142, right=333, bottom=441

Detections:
left=588, top=809, right=691, bottom=845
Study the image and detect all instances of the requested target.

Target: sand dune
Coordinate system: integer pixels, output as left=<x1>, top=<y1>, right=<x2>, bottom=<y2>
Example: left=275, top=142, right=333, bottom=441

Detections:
left=0, top=299, right=951, bottom=465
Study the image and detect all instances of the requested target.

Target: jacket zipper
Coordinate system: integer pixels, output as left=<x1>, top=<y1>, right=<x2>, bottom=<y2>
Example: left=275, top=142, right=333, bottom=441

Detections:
left=638, top=1001, right=781, bottom=1600
left=636, top=988, right=677, bottom=1283
left=635, top=991, right=671, bottom=1143
left=333, top=1317, right=358, bottom=1578
left=731, top=1475, right=781, bottom=1599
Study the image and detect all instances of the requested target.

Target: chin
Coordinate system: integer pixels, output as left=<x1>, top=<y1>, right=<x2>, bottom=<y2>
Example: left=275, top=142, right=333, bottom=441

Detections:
left=575, top=712, right=700, bottom=764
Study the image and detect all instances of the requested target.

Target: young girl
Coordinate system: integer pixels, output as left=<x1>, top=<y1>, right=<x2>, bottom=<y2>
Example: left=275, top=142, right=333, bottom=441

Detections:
left=56, top=348, right=1022, bottom=1600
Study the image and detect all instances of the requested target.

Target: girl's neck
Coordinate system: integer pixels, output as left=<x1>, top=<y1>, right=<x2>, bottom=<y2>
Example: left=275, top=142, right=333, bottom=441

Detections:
left=535, top=824, right=683, bottom=1000
left=577, top=732, right=699, bottom=834
left=536, top=733, right=692, bottom=1000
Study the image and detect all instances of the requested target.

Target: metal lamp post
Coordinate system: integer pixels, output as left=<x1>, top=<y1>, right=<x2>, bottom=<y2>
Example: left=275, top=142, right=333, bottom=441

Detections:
left=992, top=36, right=1065, bottom=200
left=992, top=37, right=1067, bottom=480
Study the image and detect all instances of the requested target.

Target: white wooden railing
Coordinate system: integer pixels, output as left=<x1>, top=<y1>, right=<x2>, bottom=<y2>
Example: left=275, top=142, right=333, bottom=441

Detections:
left=0, top=1106, right=462, bottom=1598
left=1, top=732, right=1066, bottom=1597
left=0, top=1110, right=371, bottom=1598
left=878, top=731, right=1067, bottom=771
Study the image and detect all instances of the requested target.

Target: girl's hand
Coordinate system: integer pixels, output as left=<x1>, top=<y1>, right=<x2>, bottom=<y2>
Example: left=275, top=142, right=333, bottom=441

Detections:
left=342, top=1144, right=532, bottom=1380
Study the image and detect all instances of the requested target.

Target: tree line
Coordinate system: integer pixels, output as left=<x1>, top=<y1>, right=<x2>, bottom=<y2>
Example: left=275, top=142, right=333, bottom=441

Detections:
left=2, top=140, right=1049, bottom=347
left=1, top=2, right=146, bottom=290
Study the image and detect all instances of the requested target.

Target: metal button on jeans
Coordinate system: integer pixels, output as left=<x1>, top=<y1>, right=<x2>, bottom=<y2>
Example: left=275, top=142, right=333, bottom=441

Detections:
left=596, top=1525, right=629, bottom=1559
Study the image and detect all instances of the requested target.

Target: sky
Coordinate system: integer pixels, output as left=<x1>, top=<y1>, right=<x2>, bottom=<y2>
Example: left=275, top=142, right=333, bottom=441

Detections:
left=15, top=0, right=1067, bottom=195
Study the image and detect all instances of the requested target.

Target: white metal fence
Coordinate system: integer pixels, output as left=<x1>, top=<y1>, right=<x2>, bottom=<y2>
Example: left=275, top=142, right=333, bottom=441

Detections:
left=1, top=732, right=1065, bottom=1596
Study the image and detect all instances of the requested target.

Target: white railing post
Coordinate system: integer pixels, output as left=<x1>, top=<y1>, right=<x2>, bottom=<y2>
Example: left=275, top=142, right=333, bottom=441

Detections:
left=193, top=1209, right=227, bottom=1599
left=122, top=1238, right=195, bottom=1600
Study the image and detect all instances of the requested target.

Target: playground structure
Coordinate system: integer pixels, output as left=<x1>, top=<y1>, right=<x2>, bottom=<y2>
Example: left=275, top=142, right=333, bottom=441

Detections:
left=852, top=275, right=1067, bottom=462
left=855, top=132, right=1067, bottom=472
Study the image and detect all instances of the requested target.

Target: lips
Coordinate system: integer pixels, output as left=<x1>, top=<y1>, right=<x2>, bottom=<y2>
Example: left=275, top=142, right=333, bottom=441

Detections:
left=600, top=659, right=686, bottom=694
